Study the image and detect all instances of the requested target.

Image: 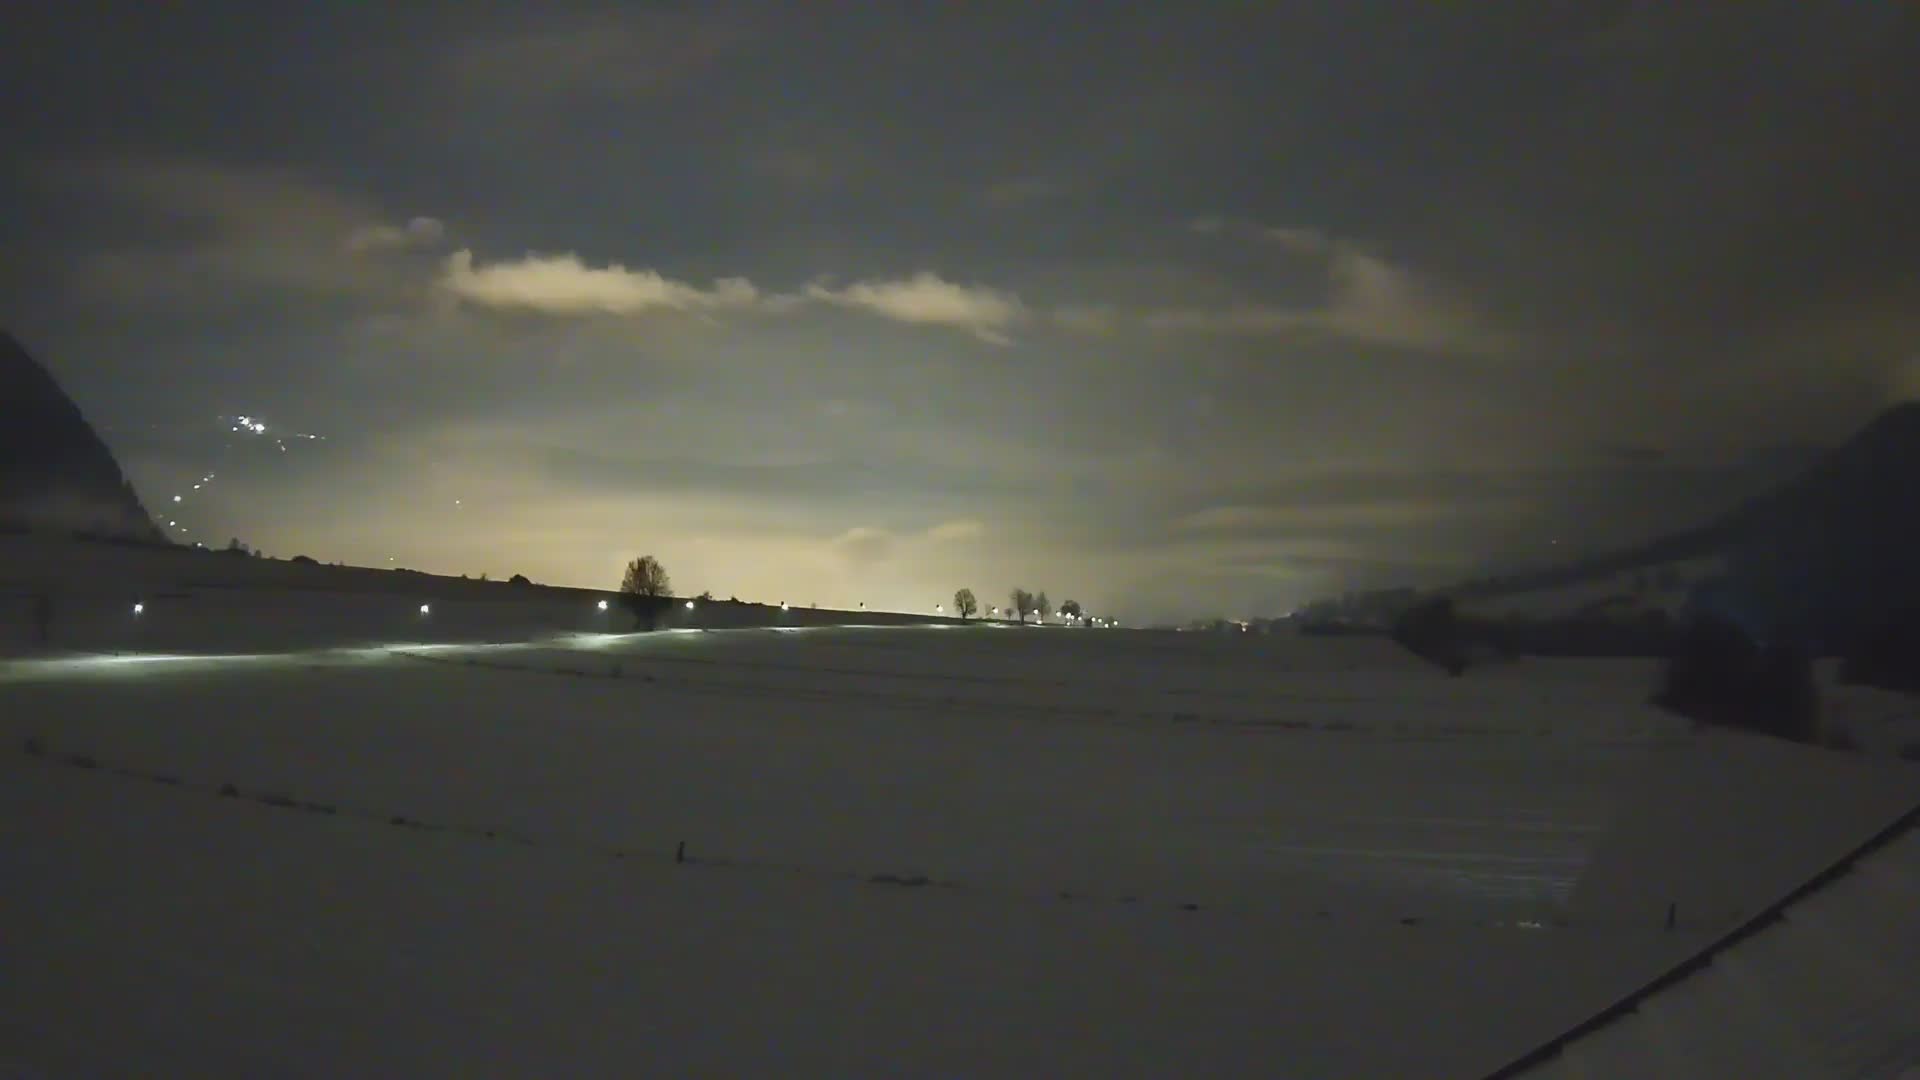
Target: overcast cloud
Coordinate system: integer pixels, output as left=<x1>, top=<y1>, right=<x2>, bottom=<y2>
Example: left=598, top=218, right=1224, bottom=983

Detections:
left=4, top=3, right=1916, bottom=621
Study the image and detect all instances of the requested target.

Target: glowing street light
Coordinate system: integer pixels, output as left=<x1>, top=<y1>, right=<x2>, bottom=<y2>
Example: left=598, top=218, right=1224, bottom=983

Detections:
left=132, top=602, right=145, bottom=616
left=596, top=599, right=609, bottom=611
left=418, top=603, right=431, bottom=615
left=686, top=600, right=696, bottom=610
left=780, top=602, right=789, bottom=610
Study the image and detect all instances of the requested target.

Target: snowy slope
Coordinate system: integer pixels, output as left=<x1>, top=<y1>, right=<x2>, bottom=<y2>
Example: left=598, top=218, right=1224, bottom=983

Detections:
left=0, top=534, right=960, bottom=656
left=1506, top=807, right=1920, bottom=1078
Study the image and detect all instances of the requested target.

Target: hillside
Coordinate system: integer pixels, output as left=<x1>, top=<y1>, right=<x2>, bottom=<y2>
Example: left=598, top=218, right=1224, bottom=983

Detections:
left=1452, top=402, right=1920, bottom=647
left=0, top=331, right=164, bottom=543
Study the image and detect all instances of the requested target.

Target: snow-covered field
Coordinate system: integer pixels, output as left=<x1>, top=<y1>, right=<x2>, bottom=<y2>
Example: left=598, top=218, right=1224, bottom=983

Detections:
left=4, top=612, right=1917, bottom=1076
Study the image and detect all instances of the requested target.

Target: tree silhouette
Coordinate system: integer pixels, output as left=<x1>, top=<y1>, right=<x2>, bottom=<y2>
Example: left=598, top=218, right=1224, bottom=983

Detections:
left=1035, top=591, right=1051, bottom=622
left=953, top=588, right=978, bottom=620
left=1010, top=587, right=1034, bottom=623
left=619, top=555, right=672, bottom=630
left=1060, top=599, right=1083, bottom=624
left=621, top=555, right=671, bottom=597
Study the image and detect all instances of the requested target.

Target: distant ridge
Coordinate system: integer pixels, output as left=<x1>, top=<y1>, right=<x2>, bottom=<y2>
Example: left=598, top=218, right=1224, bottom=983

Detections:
left=1456, top=401, right=1920, bottom=647
left=0, top=330, right=166, bottom=544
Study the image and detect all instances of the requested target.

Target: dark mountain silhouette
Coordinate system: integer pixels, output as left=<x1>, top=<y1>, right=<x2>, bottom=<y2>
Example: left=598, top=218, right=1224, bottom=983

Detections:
left=1, top=330, right=166, bottom=544
left=1712, top=402, right=1920, bottom=647
left=1454, top=402, right=1920, bottom=650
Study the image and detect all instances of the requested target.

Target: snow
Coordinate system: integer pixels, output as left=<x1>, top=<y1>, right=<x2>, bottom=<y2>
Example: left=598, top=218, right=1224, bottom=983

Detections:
left=1519, top=822, right=1920, bottom=1078
left=4, top=565, right=1918, bottom=1076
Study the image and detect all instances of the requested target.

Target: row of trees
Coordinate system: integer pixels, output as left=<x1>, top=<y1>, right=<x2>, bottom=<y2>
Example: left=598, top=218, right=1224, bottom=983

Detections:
left=623, top=555, right=1095, bottom=629
left=950, top=587, right=1085, bottom=624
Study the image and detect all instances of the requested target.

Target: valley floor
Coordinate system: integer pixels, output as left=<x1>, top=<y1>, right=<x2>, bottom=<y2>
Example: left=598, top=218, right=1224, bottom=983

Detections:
left=4, top=627, right=1915, bottom=1077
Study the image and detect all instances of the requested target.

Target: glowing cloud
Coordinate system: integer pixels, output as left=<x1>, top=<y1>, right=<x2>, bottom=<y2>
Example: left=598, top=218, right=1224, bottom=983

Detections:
left=438, top=250, right=760, bottom=316
left=805, top=272, right=1025, bottom=345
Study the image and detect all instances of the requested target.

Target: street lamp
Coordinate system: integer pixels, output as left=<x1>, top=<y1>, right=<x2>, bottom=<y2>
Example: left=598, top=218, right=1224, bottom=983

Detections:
left=418, top=603, right=431, bottom=615
left=596, top=599, right=609, bottom=611
left=132, top=602, right=144, bottom=616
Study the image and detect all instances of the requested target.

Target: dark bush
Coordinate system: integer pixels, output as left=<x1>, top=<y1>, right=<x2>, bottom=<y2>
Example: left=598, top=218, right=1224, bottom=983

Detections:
left=290, top=554, right=318, bottom=565
left=508, top=574, right=532, bottom=586
left=1391, top=596, right=1469, bottom=675
left=1839, top=608, right=1920, bottom=694
left=1652, top=615, right=1820, bottom=744
left=620, top=592, right=672, bottom=631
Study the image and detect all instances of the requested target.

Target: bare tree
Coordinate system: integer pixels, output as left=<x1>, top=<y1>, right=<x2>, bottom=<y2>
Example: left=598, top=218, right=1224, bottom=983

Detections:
left=953, top=588, right=978, bottom=620
left=1035, top=591, right=1051, bottom=623
left=619, top=555, right=672, bottom=630
left=621, top=555, right=671, bottom=597
left=1010, top=587, right=1034, bottom=623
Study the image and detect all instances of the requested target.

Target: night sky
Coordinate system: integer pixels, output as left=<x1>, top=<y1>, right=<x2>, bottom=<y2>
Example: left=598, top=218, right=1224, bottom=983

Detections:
left=5, top=4, right=1917, bottom=621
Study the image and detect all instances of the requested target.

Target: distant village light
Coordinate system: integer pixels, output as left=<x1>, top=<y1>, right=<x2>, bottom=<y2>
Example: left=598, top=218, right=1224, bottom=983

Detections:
left=596, top=599, right=609, bottom=611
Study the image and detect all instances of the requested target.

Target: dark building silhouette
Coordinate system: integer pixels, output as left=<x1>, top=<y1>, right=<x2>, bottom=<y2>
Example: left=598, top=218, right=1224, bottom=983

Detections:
left=0, top=331, right=164, bottom=543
